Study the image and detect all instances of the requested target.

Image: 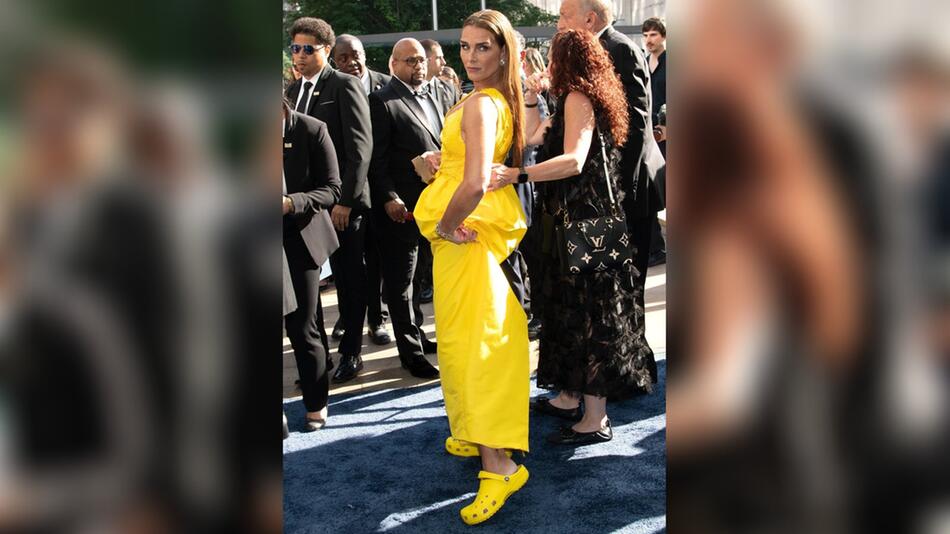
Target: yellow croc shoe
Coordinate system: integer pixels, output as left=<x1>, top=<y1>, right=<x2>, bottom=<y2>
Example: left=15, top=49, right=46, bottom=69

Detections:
left=445, top=437, right=512, bottom=458
left=459, top=465, right=529, bottom=525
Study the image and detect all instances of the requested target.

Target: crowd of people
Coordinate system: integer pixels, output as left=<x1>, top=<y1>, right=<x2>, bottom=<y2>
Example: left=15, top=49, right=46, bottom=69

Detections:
left=282, top=2, right=667, bottom=525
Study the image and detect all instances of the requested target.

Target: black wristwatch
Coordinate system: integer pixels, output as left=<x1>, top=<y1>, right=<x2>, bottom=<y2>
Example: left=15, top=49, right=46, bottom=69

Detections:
left=517, top=167, right=529, bottom=184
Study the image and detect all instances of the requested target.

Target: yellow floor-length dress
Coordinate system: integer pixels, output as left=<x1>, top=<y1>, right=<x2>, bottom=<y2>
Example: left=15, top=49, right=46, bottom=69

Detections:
left=414, top=88, right=530, bottom=452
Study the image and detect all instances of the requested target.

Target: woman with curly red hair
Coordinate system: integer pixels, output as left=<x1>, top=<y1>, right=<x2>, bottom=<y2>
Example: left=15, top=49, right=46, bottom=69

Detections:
left=490, top=29, right=656, bottom=445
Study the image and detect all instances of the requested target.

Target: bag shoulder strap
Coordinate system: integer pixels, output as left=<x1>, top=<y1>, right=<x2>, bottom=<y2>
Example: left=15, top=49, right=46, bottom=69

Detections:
left=560, top=123, right=618, bottom=224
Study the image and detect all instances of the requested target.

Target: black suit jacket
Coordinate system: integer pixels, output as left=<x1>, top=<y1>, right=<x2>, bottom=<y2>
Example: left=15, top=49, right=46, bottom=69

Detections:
left=600, top=26, right=663, bottom=217
left=366, top=69, right=391, bottom=94
left=283, top=111, right=341, bottom=267
left=286, top=67, right=373, bottom=211
left=368, top=78, right=452, bottom=240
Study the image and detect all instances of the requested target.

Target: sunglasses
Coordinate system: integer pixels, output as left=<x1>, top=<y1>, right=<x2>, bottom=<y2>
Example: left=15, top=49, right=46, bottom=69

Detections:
left=289, top=44, right=326, bottom=56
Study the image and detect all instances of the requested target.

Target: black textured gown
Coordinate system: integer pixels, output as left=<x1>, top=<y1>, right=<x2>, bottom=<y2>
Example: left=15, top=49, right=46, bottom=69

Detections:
left=535, top=106, right=656, bottom=398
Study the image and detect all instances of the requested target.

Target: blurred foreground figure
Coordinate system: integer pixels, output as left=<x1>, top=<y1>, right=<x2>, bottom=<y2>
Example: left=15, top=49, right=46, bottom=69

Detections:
left=0, top=39, right=281, bottom=533
left=668, top=0, right=949, bottom=532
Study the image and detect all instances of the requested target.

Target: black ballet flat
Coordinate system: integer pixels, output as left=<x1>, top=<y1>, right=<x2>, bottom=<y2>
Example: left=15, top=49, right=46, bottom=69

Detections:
left=546, top=421, right=613, bottom=445
left=531, top=397, right=583, bottom=422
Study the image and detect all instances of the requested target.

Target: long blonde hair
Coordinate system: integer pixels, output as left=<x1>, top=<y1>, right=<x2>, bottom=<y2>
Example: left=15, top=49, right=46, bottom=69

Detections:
left=462, top=10, right=525, bottom=166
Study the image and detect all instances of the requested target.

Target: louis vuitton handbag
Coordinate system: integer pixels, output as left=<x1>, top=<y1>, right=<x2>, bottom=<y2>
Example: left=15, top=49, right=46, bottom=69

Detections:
left=555, top=128, right=634, bottom=275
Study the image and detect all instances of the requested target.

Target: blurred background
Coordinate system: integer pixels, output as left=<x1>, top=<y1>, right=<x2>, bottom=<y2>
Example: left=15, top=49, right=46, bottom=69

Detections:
left=667, top=0, right=949, bottom=532
left=0, top=0, right=282, bottom=532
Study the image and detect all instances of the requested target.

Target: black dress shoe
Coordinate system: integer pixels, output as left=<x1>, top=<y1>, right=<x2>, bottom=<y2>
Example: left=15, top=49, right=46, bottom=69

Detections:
left=419, top=286, right=433, bottom=304
left=331, top=319, right=345, bottom=340
left=546, top=421, right=612, bottom=445
left=527, top=318, right=542, bottom=341
left=647, top=250, right=667, bottom=267
left=421, top=340, right=437, bottom=355
left=282, top=412, right=290, bottom=440
left=332, top=354, right=363, bottom=383
left=402, top=357, right=439, bottom=379
left=531, top=397, right=583, bottom=421
left=368, top=324, right=392, bottom=345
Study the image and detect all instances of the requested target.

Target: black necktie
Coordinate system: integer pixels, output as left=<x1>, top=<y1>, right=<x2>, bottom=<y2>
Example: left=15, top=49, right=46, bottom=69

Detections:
left=295, top=81, right=313, bottom=113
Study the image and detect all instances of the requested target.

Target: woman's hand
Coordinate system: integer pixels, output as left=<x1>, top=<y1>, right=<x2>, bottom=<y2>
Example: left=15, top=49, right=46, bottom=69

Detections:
left=437, top=222, right=478, bottom=244
left=422, top=151, right=442, bottom=174
left=524, top=72, right=550, bottom=98
left=487, top=164, right=518, bottom=192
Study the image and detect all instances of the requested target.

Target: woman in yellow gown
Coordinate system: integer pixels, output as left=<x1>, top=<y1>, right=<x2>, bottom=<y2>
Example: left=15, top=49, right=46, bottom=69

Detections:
left=412, top=10, right=530, bottom=526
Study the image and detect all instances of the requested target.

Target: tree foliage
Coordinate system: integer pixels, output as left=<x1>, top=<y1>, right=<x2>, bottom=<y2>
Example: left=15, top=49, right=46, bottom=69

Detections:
left=284, top=0, right=556, bottom=81
left=285, top=0, right=556, bottom=37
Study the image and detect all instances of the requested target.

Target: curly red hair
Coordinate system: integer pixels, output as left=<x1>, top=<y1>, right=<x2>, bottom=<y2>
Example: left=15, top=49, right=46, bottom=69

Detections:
left=548, top=29, right=629, bottom=145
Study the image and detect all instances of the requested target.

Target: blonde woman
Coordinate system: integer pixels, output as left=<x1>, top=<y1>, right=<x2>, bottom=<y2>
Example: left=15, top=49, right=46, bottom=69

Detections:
left=413, top=9, right=530, bottom=526
left=522, top=47, right=546, bottom=77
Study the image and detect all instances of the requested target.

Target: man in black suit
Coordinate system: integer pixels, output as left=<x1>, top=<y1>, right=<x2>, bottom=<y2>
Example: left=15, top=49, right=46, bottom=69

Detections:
left=282, top=99, right=341, bottom=430
left=332, top=33, right=393, bottom=347
left=334, top=34, right=391, bottom=94
left=558, top=0, right=662, bottom=383
left=286, top=17, right=373, bottom=383
left=367, top=38, right=453, bottom=379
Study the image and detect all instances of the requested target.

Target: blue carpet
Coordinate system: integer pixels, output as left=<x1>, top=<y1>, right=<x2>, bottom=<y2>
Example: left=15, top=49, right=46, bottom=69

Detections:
left=283, top=355, right=666, bottom=533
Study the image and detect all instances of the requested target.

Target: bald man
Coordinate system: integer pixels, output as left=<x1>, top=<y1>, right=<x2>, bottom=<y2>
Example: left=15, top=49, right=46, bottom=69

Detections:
left=332, top=33, right=394, bottom=347
left=333, top=34, right=390, bottom=95
left=366, top=38, right=455, bottom=379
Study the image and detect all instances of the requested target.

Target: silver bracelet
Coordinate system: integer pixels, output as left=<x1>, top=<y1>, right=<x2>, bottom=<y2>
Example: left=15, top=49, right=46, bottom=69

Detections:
left=436, top=221, right=454, bottom=241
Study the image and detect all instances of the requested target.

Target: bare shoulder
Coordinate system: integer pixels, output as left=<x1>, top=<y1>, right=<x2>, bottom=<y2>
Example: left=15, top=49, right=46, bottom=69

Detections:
left=461, top=91, right=499, bottom=125
left=565, top=91, right=594, bottom=112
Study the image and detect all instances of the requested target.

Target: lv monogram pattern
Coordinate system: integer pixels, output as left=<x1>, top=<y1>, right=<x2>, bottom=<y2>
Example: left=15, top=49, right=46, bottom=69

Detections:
left=560, top=215, right=634, bottom=274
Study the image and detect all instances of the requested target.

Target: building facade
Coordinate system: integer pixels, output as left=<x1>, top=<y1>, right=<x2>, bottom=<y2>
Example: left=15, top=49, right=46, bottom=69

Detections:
left=527, top=0, right=665, bottom=26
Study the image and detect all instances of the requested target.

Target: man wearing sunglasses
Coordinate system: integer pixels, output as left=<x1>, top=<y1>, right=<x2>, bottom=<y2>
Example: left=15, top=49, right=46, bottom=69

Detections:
left=286, top=17, right=373, bottom=384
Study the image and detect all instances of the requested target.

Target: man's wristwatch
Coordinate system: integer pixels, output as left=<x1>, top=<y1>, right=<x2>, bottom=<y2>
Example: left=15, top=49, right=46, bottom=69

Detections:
left=517, top=167, right=529, bottom=184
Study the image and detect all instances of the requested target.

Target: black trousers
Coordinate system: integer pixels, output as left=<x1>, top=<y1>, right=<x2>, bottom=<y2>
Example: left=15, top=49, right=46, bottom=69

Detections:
left=519, top=212, right=546, bottom=321
left=649, top=215, right=666, bottom=256
left=284, top=234, right=330, bottom=412
left=414, top=235, right=433, bottom=292
left=500, top=250, right=529, bottom=316
left=364, top=215, right=388, bottom=327
left=374, top=212, right=430, bottom=363
left=626, top=212, right=658, bottom=382
left=328, top=212, right=368, bottom=357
